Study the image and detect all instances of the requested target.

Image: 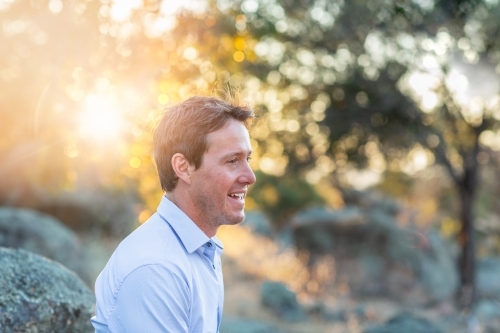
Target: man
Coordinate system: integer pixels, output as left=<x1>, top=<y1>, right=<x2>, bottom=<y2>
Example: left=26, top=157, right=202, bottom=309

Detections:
left=91, top=96, right=256, bottom=332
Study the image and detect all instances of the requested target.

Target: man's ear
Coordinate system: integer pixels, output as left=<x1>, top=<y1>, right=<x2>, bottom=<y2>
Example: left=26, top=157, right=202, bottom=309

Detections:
left=171, top=153, right=195, bottom=185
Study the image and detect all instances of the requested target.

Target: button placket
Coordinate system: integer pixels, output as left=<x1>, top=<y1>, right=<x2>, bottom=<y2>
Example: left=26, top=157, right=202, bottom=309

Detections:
left=203, top=242, right=216, bottom=270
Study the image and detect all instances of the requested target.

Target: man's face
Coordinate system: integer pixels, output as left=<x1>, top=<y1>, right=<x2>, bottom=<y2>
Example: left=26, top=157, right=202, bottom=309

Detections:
left=187, top=119, right=256, bottom=231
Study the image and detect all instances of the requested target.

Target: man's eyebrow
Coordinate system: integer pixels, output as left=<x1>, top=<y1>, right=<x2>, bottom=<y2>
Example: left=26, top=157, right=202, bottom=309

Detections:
left=221, top=150, right=252, bottom=159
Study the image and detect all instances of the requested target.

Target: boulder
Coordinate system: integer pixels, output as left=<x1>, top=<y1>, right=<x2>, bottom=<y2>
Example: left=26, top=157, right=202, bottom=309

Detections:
left=291, top=205, right=404, bottom=258
left=291, top=206, right=364, bottom=254
left=323, top=304, right=376, bottom=323
left=342, top=190, right=400, bottom=216
left=477, top=257, right=500, bottom=298
left=220, top=317, right=286, bottom=333
left=291, top=206, right=365, bottom=226
left=416, top=231, right=459, bottom=302
left=363, top=312, right=444, bottom=333
left=290, top=193, right=459, bottom=302
left=35, top=189, right=137, bottom=238
left=241, top=211, right=274, bottom=237
left=0, top=247, right=95, bottom=333
left=474, top=300, right=500, bottom=319
left=0, top=207, right=89, bottom=283
left=260, top=281, right=307, bottom=322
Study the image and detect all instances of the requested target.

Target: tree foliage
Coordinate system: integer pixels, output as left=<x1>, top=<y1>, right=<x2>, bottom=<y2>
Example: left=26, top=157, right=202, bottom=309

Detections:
left=226, top=0, right=500, bottom=307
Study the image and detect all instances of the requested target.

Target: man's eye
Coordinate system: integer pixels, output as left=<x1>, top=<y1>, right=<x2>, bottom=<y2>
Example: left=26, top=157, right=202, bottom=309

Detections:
left=228, top=159, right=237, bottom=164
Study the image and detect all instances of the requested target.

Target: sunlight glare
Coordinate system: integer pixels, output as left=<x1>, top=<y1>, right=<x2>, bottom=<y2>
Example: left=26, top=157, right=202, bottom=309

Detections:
left=344, top=169, right=381, bottom=190
left=421, top=93, right=438, bottom=112
left=408, top=72, right=439, bottom=95
left=160, top=0, right=206, bottom=15
left=139, top=0, right=205, bottom=37
left=446, top=70, right=468, bottom=93
left=79, top=94, right=125, bottom=142
left=110, top=0, right=143, bottom=22
left=400, top=146, right=434, bottom=175
left=0, top=0, right=15, bottom=11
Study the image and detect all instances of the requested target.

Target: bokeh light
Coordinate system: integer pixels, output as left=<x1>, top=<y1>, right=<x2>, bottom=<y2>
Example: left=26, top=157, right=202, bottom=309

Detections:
left=78, top=94, right=126, bottom=142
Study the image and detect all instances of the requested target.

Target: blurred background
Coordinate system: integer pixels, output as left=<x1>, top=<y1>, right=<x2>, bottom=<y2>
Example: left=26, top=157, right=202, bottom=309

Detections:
left=1, top=0, right=500, bottom=332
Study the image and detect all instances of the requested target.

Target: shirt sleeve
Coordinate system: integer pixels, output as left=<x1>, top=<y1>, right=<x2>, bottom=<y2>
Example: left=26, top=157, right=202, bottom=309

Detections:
left=107, top=264, right=191, bottom=333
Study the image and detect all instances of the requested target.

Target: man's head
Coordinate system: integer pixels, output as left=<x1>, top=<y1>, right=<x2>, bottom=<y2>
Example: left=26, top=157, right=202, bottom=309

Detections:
left=154, top=96, right=256, bottom=235
left=154, top=96, right=255, bottom=192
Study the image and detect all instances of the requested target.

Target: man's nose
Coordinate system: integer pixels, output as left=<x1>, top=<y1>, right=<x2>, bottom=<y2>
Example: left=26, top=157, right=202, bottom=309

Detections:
left=240, top=162, right=256, bottom=185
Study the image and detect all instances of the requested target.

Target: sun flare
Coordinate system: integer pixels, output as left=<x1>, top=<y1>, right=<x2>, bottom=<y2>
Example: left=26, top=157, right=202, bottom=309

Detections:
left=78, top=94, right=125, bottom=142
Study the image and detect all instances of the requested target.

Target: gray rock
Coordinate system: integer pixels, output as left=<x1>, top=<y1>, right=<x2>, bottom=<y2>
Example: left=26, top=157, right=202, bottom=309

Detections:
left=260, top=281, right=307, bottom=322
left=35, top=189, right=136, bottom=238
left=474, top=300, right=500, bottom=319
left=477, top=257, right=500, bottom=297
left=291, top=206, right=365, bottom=254
left=220, top=317, right=286, bottom=333
left=292, top=206, right=400, bottom=257
left=241, top=211, right=274, bottom=237
left=0, top=207, right=88, bottom=283
left=323, top=309, right=347, bottom=322
left=360, top=253, right=385, bottom=277
left=323, top=304, right=378, bottom=323
left=291, top=206, right=364, bottom=226
left=342, top=190, right=374, bottom=209
left=417, top=231, right=459, bottom=302
left=276, top=226, right=294, bottom=249
left=0, top=247, right=95, bottom=333
left=363, top=312, right=444, bottom=333
left=342, top=190, right=400, bottom=216
left=290, top=194, right=459, bottom=302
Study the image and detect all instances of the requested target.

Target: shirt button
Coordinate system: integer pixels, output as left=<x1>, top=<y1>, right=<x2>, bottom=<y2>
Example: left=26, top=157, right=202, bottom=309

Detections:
left=206, top=242, right=212, bottom=247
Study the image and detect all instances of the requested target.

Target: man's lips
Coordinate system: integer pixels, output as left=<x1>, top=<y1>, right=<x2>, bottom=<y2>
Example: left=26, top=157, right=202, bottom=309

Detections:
left=227, top=193, right=245, bottom=200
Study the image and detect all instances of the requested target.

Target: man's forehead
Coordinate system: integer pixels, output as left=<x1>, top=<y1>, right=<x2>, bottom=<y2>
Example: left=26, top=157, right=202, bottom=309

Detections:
left=206, top=120, right=250, bottom=142
left=205, top=134, right=251, bottom=161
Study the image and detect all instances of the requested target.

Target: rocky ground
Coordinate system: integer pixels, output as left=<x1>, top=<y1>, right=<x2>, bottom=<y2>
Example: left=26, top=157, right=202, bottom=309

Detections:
left=221, top=254, right=500, bottom=333
left=2, top=196, right=500, bottom=333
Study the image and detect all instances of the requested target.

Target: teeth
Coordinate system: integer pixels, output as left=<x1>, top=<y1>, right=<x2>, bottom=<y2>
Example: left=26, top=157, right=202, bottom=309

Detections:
left=229, top=193, right=244, bottom=199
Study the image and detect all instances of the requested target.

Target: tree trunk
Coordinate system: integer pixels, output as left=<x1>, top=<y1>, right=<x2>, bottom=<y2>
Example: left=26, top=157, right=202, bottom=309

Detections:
left=457, top=144, right=480, bottom=310
left=457, top=183, right=476, bottom=309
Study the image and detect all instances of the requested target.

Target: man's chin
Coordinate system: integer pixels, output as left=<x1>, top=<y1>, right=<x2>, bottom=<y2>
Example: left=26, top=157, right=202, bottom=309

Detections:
left=223, top=212, right=245, bottom=226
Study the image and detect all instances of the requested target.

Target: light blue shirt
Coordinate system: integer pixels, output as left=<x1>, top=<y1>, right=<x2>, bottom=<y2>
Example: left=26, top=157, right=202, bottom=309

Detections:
left=91, top=196, right=224, bottom=333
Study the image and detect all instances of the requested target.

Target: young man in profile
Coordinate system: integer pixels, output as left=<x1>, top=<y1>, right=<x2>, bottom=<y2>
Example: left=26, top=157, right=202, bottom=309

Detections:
left=91, top=96, right=256, bottom=332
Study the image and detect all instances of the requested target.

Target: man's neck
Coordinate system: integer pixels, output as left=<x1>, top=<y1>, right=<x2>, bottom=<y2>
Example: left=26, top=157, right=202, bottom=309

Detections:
left=164, top=191, right=218, bottom=238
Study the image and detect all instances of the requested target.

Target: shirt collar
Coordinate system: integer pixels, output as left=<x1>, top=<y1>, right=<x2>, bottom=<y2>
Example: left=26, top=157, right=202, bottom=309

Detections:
left=157, top=195, right=224, bottom=253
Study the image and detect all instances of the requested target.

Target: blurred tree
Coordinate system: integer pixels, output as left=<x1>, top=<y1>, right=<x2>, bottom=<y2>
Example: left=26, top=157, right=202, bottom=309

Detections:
left=210, top=0, right=500, bottom=308
left=248, top=171, right=324, bottom=229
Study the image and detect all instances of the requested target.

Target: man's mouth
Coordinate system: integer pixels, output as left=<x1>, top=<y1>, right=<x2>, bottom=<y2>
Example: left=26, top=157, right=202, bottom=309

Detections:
left=228, top=193, right=245, bottom=200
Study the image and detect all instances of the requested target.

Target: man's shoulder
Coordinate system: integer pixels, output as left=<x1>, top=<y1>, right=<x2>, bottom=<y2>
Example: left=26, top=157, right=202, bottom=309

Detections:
left=93, top=212, right=194, bottom=330
left=109, top=213, right=190, bottom=278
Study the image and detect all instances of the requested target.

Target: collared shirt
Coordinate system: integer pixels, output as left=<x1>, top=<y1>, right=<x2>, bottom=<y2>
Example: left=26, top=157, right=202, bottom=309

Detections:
left=91, top=196, right=224, bottom=333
